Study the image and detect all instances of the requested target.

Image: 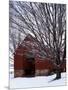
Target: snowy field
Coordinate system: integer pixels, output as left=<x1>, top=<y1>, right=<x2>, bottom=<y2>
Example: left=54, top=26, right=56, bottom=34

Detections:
left=9, top=72, right=66, bottom=89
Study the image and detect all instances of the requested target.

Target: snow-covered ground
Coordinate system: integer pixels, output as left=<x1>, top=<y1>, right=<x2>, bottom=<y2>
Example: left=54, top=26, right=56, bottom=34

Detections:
left=10, top=72, right=66, bottom=89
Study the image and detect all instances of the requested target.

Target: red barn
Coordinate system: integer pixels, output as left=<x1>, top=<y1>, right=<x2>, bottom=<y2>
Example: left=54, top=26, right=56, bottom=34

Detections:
left=14, top=34, right=66, bottom=77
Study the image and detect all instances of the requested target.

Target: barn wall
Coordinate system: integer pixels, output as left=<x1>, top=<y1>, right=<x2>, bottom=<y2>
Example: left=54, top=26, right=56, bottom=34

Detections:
left=14, top=53, right=25, bottom=77
left=14, top=52, right=56, bottom=77
left=14, top=48, right=66, bottom=77
left=60, top=61, right=66, bottom=72
left=35, top=57, right=55, bottom=76
left=14, top=54, right=23, bottom=69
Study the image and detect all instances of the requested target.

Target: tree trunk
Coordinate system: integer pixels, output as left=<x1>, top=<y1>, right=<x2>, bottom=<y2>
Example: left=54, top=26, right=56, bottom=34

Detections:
left=56, top=69, right=61, bottom=79
left=55, top=57, right=61, bottom=79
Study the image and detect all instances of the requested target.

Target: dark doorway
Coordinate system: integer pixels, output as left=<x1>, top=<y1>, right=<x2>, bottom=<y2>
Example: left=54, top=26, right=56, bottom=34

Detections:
left=24, top=57, right=35, bottom=77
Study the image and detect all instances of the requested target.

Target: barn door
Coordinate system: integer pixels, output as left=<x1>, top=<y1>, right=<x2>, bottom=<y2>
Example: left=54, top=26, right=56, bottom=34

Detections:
left=24, top=57, right=35, bottom=77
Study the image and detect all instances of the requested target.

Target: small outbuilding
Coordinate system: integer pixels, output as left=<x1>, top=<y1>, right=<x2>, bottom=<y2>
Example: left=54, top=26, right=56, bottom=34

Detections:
left=14, top=34, right=66, bottom=77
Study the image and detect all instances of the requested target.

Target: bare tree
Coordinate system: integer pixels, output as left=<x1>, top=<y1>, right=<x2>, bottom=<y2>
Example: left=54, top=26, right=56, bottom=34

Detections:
left=9, top=1, right=66, bottom=79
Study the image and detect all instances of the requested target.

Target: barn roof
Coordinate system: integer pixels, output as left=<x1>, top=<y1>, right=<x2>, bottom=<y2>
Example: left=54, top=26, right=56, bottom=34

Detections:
left=20, top=34, right=39, bottom=49
left=23, top=34, right=36, bottom=41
